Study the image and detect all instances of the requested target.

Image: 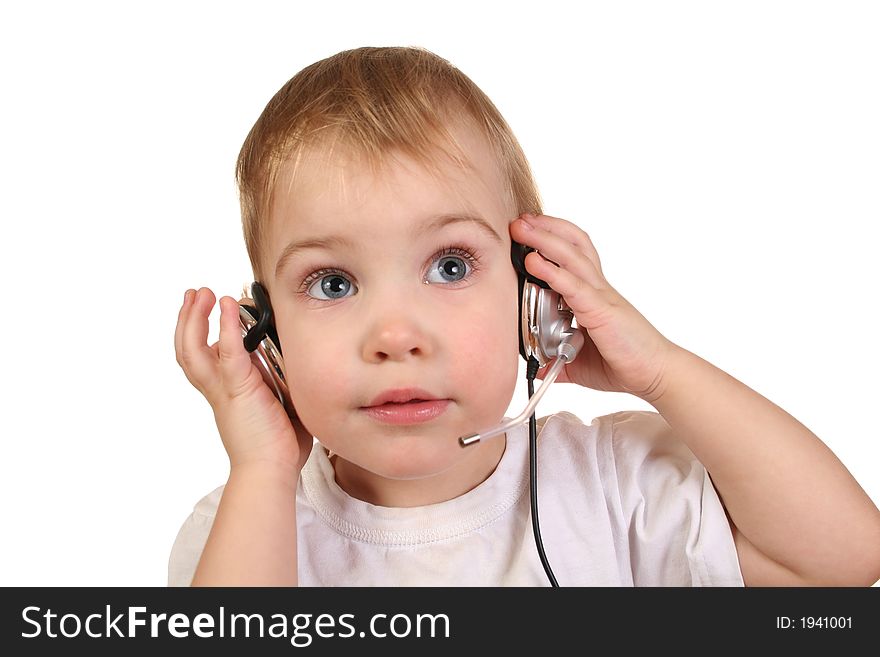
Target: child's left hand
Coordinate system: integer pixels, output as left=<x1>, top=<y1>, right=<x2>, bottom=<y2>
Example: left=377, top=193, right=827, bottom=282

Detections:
left=510, top=213, right=678, bottom=404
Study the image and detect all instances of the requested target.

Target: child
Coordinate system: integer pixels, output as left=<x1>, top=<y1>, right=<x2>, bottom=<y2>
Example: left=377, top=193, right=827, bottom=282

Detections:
left=170, top=46, right=880, bottom=587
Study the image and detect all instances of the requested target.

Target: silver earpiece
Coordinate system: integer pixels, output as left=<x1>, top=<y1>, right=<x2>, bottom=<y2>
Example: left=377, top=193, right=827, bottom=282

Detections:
left=521, top=284, right=582, bottom=368
left=239, top=302, right=295, bottom=419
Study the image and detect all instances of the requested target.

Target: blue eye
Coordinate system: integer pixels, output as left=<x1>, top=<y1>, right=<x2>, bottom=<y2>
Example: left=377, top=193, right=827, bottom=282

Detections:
left=310, top=272, right=353, bottom=301
left=299, top=244, right=482, bottom=303
left=430, top=253, right=469, bottom=284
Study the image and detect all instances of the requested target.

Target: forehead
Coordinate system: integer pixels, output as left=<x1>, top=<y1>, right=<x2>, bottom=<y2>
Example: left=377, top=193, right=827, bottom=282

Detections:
left=268, top=118, right=511, bottom=243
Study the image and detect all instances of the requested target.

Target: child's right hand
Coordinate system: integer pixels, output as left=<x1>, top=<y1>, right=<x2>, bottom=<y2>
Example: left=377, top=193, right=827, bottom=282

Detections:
left=175, top=287, right=313, bottom=475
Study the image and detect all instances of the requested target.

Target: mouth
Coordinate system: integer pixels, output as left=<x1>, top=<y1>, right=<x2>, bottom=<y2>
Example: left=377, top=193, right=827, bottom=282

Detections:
left=363, top=387, right=447, bottom=408
left=360, top=399, right=451, bottom=425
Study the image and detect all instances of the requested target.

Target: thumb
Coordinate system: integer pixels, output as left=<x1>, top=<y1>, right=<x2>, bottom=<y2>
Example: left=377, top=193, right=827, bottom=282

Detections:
left=535, top=363, right=551, bottom=380
left=533, top=360, right=572, bottom=385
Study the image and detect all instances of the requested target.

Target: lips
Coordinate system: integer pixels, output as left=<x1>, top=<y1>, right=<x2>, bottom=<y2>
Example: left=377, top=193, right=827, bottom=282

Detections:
left=360, top=399, right=451, bottom=425
left=363, top=387, right=446, bottom=408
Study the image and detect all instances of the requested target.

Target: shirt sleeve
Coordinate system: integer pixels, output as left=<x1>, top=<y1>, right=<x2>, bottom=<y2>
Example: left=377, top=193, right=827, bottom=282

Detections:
left=607, top=410, right=744, bottom=586
left=166, top=485, right=224, bottom=587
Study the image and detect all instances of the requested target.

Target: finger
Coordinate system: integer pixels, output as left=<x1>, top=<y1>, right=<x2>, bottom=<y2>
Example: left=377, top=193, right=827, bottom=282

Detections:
left=176, top=288, right=205, bottom=373
left=519, top=213, right=603, bottom=274
left=512, top=219, right=605, bottom=289
left=174, top=289, right=194, bottom=364
left=535, top=361, right=570, bottom=384
left=180, top=287, right=220, bottom=388
left=217, top=295, right=255, bottom=394
left=523, top=250, right=608, bottom=321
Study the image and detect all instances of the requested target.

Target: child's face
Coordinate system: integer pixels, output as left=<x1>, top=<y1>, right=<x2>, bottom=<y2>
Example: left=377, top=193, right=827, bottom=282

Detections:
left=264, top=119, right=520, bottom=505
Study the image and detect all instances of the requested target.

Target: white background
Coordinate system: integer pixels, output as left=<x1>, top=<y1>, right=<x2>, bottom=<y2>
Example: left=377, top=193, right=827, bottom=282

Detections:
left=1, top=1, right=878, bottom=586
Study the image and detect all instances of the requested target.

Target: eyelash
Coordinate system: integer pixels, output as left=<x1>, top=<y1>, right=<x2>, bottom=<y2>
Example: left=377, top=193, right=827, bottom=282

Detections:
left=297, top=242, right=483, bottom=302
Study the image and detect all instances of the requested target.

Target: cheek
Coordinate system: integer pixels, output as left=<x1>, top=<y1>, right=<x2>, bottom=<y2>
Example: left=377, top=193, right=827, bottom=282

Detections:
left=281, top=335, right=355, bottom=423
left=448, top=297, right=521, bottom=386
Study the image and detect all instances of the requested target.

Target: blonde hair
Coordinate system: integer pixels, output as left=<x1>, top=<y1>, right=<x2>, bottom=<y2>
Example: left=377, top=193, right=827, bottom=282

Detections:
left=235, top=45, right=544, bottom=287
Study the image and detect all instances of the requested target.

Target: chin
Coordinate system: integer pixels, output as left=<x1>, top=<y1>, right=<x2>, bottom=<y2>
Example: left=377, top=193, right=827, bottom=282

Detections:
left=360, top=435, right=463, bottom=481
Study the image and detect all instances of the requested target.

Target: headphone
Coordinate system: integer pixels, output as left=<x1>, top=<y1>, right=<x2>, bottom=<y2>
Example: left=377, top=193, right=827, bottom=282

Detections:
left=238, top=238, right=584, bottom=586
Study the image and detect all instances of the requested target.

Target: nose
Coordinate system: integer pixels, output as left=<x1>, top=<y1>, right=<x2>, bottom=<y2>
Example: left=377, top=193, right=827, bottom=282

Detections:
left=361, top=314, right=434, bottom=363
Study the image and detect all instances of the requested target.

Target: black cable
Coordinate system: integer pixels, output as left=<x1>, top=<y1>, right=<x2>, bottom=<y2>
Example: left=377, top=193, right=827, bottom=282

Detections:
left=526, top=356, right=559, bottom=587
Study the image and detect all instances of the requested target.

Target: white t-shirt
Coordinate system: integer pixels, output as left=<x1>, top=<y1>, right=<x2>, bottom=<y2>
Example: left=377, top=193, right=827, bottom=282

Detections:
left=168, top=410, right=744, bottom=586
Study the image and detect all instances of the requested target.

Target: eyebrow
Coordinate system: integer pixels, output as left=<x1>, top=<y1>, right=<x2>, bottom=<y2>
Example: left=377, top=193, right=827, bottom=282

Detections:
left=274, top=213, right=503, bottom=279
